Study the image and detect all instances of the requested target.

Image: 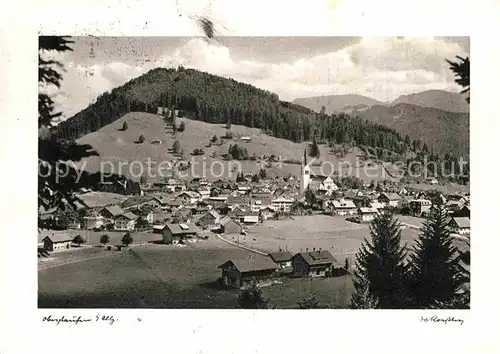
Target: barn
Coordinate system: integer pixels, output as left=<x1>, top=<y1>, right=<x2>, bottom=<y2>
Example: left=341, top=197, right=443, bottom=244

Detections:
left=218, top=256, right=278, bottom=288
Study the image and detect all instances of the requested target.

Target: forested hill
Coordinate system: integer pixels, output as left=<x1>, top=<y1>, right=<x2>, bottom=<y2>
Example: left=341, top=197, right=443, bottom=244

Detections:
left=53, top=67, right=430, bottom=159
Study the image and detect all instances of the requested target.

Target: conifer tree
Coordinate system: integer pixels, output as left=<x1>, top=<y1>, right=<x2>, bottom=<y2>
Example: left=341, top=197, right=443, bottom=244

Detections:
left=351, top=211, right=410, bottom=308
left=409, top=204, right=464, bottom=308
left=237, top=282, right=269, bottom=309
left=309, top=138, right=320, bottom=158
left=350, top=276, right=379, bottom=309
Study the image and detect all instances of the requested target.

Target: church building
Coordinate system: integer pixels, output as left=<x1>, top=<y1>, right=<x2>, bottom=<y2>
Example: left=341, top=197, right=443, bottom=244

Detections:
left=300, top=149, right=311, bottom=195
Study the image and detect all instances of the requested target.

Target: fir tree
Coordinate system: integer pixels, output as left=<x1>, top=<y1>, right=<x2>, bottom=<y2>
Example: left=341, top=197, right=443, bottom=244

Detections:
left=237, top=282, right=269, bottom=309
left=309, top=138, right=320, bottom=158
left=350, top=276, right=379, bottom=309
left=409, top=204, right=464, bottom=308
left=121, top=121, right=128, bottom=131
left=351, top=211, right=410, bottom=308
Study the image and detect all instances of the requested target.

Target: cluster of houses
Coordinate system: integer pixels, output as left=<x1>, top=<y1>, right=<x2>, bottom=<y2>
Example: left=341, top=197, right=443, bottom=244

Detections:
left=218, top=248, right=346, bottom=289
left=38, top=148, right=471, bottom=253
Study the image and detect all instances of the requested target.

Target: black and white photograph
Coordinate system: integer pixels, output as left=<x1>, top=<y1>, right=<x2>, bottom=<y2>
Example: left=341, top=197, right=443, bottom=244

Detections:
left=37, top=35, right=471, bottom=310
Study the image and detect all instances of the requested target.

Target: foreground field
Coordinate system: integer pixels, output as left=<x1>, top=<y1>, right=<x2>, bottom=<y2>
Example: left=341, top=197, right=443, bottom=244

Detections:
left=242, top=215, right=421, bottom=265
left=241, top=215, right=469, bottom=264
left=38, top=240, right=353, bottom=309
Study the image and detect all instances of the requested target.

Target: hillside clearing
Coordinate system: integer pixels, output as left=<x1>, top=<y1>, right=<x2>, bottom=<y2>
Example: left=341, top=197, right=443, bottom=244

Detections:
left=77, top=112, right=401, bottom=182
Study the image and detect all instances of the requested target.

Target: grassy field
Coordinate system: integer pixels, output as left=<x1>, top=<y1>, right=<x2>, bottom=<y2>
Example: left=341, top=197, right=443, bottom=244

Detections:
left=241, top=215, right=422, bottom=265
left=77, top=112, right=400, bottom=182
left=38, top=240, right=353, bottom=309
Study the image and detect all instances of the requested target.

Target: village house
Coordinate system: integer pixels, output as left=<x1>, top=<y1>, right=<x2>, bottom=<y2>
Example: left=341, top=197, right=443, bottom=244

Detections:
left=292, top=250, right=337, bottom=278
left=176, top=190, right=201, bottom=205
left=197, top=189, right=211, bottom=200
left=114, top=212, right=138, bottom=231
left=242, top=213, right=260, bottom=225
left=453, top=205, right=470, bottom=218
left=369, top=200, right=386, bottom=212
left=358, top=207, right=378, bottom=222
left=377, top=193, right=402, bottom=208
left=219, top=216, right=243, bottom=234
left=450, top=217, right=471, bottom=235
left=259, top=206, right=276, bottom=221
left=318, top=176, right=339, bottom=195
left=99, top=205, right=125, bottom=222
left=268, top=251, right=293, bottom=270
left=162, top=223, right=200, bottom=244
left=196, top=209, right=221, bottom=230
left=218, top=256, right=278, bottom=288
left=271, top=197, right=295, bottom=212
left=349, top=195, right=372, bottom=208
left=165, top=178, right=186, bottom=193
left=208, top=195, right=229, bottom=204
left=83, top=210, right=105, bottom=230
left=330, top=199, right=357, bottom=216
left=41, top=234, right=73, bottom=252
left=409, top=199, right=432, bottom=216
left=121, top=195, right=157, bottom=210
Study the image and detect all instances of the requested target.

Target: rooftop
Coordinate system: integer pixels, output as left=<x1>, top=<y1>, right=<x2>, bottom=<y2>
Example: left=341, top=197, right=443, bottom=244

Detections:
left=219, top=256, right=278, bottom=273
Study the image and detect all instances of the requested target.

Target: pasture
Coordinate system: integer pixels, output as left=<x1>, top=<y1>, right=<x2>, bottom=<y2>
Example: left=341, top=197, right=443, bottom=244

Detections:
left=241, top=215, right=422, bottom=265
left=77, top=112, right=400, bottom=182
left=38, top=239, right=353, bottom=309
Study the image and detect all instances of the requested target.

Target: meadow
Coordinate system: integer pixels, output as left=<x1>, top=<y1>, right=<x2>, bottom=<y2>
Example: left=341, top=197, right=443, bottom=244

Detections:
left=38, top=239, right=353, bottom=309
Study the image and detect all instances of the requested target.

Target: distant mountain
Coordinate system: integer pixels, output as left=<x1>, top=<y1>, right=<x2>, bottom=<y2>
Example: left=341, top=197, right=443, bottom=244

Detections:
left=293, top=94, right=384, bottom=113
left=392, top=90, right=469, bottom=113
left=354, top=103, right=469, bottom=157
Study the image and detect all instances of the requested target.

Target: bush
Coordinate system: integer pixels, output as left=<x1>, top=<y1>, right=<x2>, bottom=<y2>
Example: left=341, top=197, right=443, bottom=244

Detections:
left=138, top=135, right=145, bottom=143
left=225, top=131, right=234, bottom=139
left=211, top=135, right=218, bottom=143
left=178, top=121, right=186, bottom=132
left=121, top=122, right=128, bottom=131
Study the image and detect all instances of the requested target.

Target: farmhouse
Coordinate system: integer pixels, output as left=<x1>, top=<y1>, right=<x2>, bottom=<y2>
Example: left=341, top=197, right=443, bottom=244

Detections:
left=162, top=223, right=200, bottom=244
left=377, top=193, right=402, bottom=207
left=176, top=191, right=201, bottom=205
left=83, top=210, right=105, bottom=230
left=41, top=234, right=72, bottom=252
left=99, top=205, right=125, bottom=221
left=197, top=209, right=221, bottom=230
left=358, top=207, right=378, bottom=222
left=331, top=199, right=357, bottom=216
left=114, top=212, right=138, bottom=231
left=219, top=216, right=243, bottom=234
left=409, top=199, right=432, bottom=216
left=450, top=217, right=471, bottom=235
left=240, top=136, right=252, bottom=143
left=218, top=256, right=278, bottom=288
left=292, top=250, right=337, bottom=278
left=259, top=206, right=276, bottom=221
left=242, top=213, right=260, bottom=225
left=165, top=179, right=186, bottom=193
left=268, top=251, right=293, bottom=270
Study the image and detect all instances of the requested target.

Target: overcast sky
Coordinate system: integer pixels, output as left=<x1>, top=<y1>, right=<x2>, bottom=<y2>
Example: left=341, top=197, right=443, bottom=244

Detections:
left=51, top=36, right=469, bottom=119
